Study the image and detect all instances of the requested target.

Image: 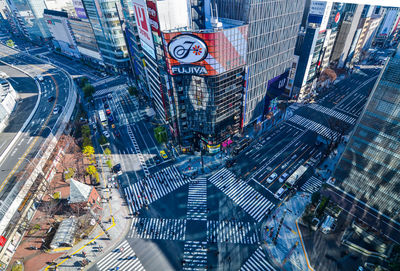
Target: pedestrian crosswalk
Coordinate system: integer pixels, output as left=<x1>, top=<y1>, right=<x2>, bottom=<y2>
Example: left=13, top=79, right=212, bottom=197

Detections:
left=209, top=168, right=275, bottom=222
left=96, top=240, right=145, bottom=271
left=240, top=246, right=275, bottom=271
left=288, top=115, right=340, bottom=141
left=207, top=220, right=260, bottom=244
left=182, top=241, right=208, bottom=271
left=129, top=217, right=186, bottom=240
left=127, top=125, right=150, bottom=176
left=124, top=166, right=190, bottom=213
left=308, top=103, right=355, bottom=124
left=301, top=176, right=323, bottom=194
left=187, top=178, right=208, bottom=221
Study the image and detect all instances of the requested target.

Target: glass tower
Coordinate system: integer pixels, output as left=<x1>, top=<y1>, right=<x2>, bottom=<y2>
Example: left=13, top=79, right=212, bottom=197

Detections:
left=333, top=47, right=400, bottom=220
left=217, top=0, right=305, bottom=126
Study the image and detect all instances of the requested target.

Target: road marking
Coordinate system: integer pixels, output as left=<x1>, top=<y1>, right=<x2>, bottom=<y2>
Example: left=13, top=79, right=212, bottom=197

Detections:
left=0, top=54, right=60, bottom=194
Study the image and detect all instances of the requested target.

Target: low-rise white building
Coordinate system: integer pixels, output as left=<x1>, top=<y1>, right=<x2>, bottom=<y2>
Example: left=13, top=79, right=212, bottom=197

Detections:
left=0, top=78, right=18, bottom=133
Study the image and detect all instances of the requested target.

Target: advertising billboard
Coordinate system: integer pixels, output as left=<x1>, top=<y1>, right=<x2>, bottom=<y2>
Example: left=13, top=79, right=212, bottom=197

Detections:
left=132, top=0, right=155, bottom=58
left=163, top=25, right=248, bottom=76
left=72, top=0, right=87, bottom=19
left=146, top=0, right=161, bottom=36
left=263, top=71, right=289, bottom=119
left=379, top=9, right=399, bottom=36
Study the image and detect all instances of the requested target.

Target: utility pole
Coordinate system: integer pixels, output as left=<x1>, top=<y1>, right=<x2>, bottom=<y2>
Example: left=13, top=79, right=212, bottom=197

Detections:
left=272, top=209, right=287, bottom=245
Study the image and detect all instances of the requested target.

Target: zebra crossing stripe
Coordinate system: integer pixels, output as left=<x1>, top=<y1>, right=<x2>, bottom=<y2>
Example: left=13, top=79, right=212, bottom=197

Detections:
left=182, top=241, right=207, bottom=270
left=240, top=246, right=275, bottom=271
left=187, top=178, right=208, bottom=221
left=125, top=166, right=190, bottom=212
left=308, top=103, right=355, bottom=124
left=207, top=220, right=259, bottom=244
left=288, top=115, right=340, bottom=141
left=209, top=169, right=275, bottom=222
left=96, top=240, right=145, bottom=271
left=301, top=176, right=323, bottom=194
left=129, top=218, right=186, bottom=240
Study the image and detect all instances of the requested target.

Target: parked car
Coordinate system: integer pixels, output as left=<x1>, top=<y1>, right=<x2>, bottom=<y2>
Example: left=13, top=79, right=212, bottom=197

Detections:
left=160, top=150, right=168, bottom=160
left=48, top=96, right=55, bottom=102
left=267, top=172, right=278, bottom=183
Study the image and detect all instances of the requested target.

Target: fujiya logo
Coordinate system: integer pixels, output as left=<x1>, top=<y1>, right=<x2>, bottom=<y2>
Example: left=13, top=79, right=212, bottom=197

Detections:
left=168, top=34, right=208, bottom=64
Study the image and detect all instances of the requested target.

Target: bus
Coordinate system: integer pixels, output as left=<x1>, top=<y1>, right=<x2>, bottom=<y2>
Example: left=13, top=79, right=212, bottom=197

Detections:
left=285, top=165, right=308, bottom=188
left=98, top=110, right=107, bottom=127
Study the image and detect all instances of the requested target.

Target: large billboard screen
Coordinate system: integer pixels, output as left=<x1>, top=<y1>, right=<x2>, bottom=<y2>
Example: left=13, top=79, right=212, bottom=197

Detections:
left=263, top=71, right=289, bottom=119
left=72, top=0, right=87, bottom=19
left=379, top=9, right=399, bottom=36
left=163, top=25, right=248, bottom=76
left=132, top=0, right=155, bottom=58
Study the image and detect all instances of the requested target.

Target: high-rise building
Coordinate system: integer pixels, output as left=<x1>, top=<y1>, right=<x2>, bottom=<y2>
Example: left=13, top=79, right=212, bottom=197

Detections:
left=44, top=9, right=80, bottom=58
left=374, top=7, right=400, bottom=47
left=330, top=3, right=364, bottom=68
left=217, top=0, right=305, bottom=128
left=81, top=0, right=129, bottom=72
left=4, top=0, right=51, bottom=42
left=332, top=46, right=400, bottom=227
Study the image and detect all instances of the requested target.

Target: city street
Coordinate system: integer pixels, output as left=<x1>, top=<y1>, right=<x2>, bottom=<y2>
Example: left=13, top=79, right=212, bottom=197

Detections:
left=0, top=43, right=72, bottom=215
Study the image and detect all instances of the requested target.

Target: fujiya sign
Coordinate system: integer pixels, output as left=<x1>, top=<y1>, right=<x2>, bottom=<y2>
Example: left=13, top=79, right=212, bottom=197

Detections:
left=171, top=65, right=207, bottom=75
left=168, top=34, right=208, bottom=64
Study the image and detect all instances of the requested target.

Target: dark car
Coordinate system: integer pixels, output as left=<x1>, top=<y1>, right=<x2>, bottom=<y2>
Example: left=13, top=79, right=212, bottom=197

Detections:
left=108, top=115, right=114, bottom=122
left=48, top=96, right=55, bottom=102
left=113, top=163, right=121, bottom=173
left=154, top=156, right=161, bottom=164
left=104, top=103, right=109, bottom=109
left=114, top=130, right=121, bottom=137
left=102, top=97, right=107, bottom=102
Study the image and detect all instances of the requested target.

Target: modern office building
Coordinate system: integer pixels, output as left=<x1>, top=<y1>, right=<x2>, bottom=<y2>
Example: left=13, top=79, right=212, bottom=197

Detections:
left=293, top=26, right=325, bottom=101
left=4, top=0, right=51, bottom=42
left=330, top=4, right=364, bottom=68
left=44, top=9, right=80, bottom=58
left=332, top=46, right=400, bottom=225
left=217, top=0, right=305, bottom=128
left=374, top=7, right=400, bottom=47
left=81, top=0, right=129, bottom=72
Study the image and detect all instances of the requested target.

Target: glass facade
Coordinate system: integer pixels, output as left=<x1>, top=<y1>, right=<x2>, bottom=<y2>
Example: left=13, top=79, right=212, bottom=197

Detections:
left=217, top=0, right=304, bottom=126
left=81, top=0, right=129, bottom=71
left=333, top=51, right=400, bottom=219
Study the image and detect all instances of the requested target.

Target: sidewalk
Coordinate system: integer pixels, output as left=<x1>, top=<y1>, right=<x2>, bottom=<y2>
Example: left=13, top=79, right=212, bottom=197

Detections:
left=262, top=192, right=312, bottom=271
left=314, top=140, right=347, bottom=182
left=44, top=153, right=132, bottom=271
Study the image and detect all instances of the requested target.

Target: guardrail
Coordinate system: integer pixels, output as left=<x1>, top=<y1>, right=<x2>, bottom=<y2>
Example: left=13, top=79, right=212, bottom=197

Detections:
left=0, top=51, right=77, bottom=267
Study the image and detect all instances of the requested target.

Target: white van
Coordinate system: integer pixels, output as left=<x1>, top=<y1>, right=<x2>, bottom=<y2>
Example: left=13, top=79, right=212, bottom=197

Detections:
left=274, top=187, right=286, bottom=199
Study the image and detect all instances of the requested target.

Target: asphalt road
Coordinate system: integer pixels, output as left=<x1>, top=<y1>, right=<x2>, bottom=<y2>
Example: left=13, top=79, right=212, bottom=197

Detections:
left=230, top=67, right=380, bottom=202
left=0, top=44, right=71, bottom=206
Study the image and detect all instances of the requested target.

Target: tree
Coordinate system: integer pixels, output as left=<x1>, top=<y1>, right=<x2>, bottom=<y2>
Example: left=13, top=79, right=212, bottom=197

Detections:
left=83, top=83, right=95, bottom=98
left=154, top=126, right=167, bottom=144
left=81, top=125, right=90, bottom=138
left=106, top=160, right=112, bottom=169
left=104, top=148, right=111, bottom=156
left=311, top=191, right=321, bottom=206
left=86, top=165, right=97, bottom=176
left=79, top=76, right=89, bottom=88
left=83, top=145, right=95, bottom=157
left=128, top=85, right=138, bottom=96
left=99, top=135, right=108, bottom=145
